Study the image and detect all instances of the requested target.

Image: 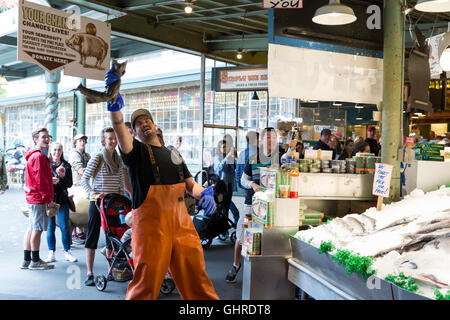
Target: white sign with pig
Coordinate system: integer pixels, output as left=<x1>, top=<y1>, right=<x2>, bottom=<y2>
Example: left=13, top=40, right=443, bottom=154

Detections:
left=18, top=0, right=110, bottom=81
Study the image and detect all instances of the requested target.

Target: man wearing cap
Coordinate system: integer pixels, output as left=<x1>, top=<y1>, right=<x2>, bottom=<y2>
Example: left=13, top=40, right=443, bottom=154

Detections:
left=365, top=126, right=380, bottom=156
left=313, top=128, right=335, bottom=159
left=69, top=134, right=91, bottom=244
left=69, top=134, right=91, bottom=186
left=106, top=92, right=218, bottom=298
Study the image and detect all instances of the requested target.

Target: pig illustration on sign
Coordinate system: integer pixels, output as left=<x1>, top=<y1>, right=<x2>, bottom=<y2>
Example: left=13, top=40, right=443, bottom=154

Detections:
left=66, top=33, right=108, bottom=70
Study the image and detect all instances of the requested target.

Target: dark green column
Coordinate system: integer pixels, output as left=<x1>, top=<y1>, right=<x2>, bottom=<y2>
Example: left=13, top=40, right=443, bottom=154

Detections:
left=44, top=70, right=61, bottom=139
left=382, top=0, right=404, bottom=202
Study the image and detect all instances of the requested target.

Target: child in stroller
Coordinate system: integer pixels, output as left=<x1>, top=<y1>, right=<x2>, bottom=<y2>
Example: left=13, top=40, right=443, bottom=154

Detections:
left=95, top=193, right=176, bottom=294
left=192, top=171, right=237, bottom=249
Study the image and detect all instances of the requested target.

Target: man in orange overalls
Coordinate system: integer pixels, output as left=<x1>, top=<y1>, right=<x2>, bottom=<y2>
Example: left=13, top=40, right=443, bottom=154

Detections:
left=108, top=92, right=218, bottom=299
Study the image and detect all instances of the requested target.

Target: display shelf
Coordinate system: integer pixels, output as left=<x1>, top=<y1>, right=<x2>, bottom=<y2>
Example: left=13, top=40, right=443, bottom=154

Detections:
left=288, top=237, right=431, bottom=300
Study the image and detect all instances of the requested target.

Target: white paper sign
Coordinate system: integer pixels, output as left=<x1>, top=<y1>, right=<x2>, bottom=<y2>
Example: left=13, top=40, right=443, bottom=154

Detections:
left=18, top=0, right=110, bottom=80
left=263, top=0, right=303, bottom=9
left=372, top=163, right=394, bottom=198
left=427, top=33, right=445, bottom=79
left=268, top=44, right=383, bottom=104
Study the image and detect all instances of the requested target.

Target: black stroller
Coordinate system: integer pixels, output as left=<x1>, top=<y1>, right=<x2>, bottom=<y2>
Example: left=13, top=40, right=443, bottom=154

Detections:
left=192, top=170, right=237, bottom=249
left=95, top=193, right=176, bottom=294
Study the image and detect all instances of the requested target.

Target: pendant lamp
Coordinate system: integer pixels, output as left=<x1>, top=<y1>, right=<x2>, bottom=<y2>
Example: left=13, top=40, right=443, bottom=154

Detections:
left=415, top=0, right=450, bottom=13
left=312, top=0, right=357, bottom=26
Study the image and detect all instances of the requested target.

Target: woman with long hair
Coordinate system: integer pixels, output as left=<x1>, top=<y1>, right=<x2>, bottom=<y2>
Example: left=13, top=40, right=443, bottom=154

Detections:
left=338, top=139, right=354, bottom=160
left=44, top=142, right=77, bottom=263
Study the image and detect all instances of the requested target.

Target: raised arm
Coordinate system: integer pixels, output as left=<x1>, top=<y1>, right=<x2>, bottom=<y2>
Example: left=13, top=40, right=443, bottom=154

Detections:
left=110, top=110, right=133, bottom=155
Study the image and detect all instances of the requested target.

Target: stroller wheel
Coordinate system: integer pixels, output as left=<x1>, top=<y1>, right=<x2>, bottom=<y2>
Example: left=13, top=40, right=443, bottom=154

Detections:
left=95, top=275, right=107, bottom=291
left=201, top=238, right=212, bottom=249
left=160, top=278, right=176, bottom=295
left=230, top=231, right=236, bottom=245
left=218, top=232, right=228, bottom=241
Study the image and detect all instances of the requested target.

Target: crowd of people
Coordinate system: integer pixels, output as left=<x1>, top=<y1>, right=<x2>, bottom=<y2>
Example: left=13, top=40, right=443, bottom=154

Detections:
left=312, top=126, right=382, bottom=160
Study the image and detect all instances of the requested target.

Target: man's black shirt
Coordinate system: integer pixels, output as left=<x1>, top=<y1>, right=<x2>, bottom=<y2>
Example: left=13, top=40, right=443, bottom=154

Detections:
left=120, top=139, right=192, bottom=209
left=313, top=139, right=336, bottom=159
left=365, top=138, right=380, bottom=156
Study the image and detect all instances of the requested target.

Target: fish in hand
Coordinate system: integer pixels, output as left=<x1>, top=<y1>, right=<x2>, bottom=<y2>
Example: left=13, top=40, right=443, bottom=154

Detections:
left=74, top=60, right=127, bottom=104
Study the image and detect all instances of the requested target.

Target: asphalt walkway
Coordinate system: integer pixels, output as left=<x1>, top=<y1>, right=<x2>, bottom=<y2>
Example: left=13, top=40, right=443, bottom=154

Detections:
left=0, top=188, right=243, bottom=300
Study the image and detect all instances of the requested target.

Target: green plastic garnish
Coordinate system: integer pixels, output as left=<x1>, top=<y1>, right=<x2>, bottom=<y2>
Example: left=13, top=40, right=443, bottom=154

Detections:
left=433, top=287, right=450, bottom=300
left=385, top=273, right=418, bottom=292
left=308, top=237, right=314, bottom=244
left=318, top=241, right=334, bottom=254
left=333, top=249, right=375, bottom=280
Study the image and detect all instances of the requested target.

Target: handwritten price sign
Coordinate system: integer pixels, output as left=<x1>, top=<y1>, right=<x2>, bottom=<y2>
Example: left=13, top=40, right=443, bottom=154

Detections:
left=372, top=163, right=394, bottom=197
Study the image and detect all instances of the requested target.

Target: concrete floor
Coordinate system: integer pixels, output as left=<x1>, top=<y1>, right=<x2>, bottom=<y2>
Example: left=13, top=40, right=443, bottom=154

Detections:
left=0, top=188, right=243, bottom=300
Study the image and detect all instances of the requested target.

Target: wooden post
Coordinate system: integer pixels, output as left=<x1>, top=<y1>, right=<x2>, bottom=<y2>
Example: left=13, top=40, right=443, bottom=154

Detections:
left=376, top=196, right=383, bottom=211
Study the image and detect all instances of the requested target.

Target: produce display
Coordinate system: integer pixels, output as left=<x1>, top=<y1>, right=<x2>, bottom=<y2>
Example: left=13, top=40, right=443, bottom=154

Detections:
left=294, top=187, right=450, bottom=300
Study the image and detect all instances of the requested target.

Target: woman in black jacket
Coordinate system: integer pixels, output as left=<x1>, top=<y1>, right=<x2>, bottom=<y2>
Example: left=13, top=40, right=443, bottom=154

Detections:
left=44, top=142, right=78, bottom=263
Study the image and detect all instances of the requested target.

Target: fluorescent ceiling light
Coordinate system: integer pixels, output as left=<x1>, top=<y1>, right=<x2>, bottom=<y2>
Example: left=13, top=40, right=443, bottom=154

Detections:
left=415, top=0, right=450, bottom=13
left=355, top=104, right=364, bottom=109
left=333, top=102, right=342, bottom=106
left=312, top=0, right=357, bottom=26
left=308, top=100, right=318, bottom=103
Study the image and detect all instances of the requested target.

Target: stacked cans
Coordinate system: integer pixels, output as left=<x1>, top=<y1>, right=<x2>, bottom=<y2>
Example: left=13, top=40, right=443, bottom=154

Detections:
left=346, top=159, right=356, bottom=174
left=331, top=160, right=346, bottom=173
left=309, top=160, right=321, bottom=173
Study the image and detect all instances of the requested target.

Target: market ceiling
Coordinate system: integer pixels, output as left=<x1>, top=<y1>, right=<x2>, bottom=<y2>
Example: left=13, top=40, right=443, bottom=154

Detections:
left=1, top=0, right=450, bottom=82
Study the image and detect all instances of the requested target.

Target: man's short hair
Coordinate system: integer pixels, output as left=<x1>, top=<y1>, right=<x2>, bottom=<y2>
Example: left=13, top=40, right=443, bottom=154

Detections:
left=101, top=127, right=115, bottom=145
left=320, top=129, right=332, bottom=136
left=32, top=128, right=48, bottom=144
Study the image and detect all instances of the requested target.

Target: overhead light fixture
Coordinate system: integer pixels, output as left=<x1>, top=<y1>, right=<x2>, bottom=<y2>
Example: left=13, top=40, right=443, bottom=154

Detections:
left=252, top=91, right=259, bottom=101
left=411, top=115, right=419, bottom=119
left=0, top=75, right=7, bottom=85
left=355, top=104, right=364, bottom=109
left=312, top=0, right=357, bottom=26
left=333, top=101, right=342, bottom=106
left=236, top=49, right=243, bottom=60
left=314, top=108, right=320, bottom=116
left=308, top=100, right=319, bottom=103
left=356, top=109, right=363, bottom=120
left=415, top=0, right=450, bottom=13
left=184, top=1, right=193, bottom=14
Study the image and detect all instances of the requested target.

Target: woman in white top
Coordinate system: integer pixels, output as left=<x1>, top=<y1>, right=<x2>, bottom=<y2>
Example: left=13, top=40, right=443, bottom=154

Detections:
left=81, top=127, right=124, bottom=286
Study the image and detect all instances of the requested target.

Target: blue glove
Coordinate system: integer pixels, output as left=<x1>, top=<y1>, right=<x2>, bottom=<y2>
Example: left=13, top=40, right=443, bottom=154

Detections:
left=198, top=186, right=216, bottom=216
left=105, top=67, right=123, bottom=111
left=107, top=92, right=123, bottom=112
left=105, top=67, right=119, bottom=86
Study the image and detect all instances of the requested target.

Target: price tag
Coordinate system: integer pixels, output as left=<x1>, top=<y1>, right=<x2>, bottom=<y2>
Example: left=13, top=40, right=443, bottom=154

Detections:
left=372, top=163, right=394, bottom=211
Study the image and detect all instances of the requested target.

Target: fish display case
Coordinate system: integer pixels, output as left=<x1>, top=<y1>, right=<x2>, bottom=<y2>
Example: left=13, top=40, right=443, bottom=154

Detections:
left=288, top=237, right=430, bottom=300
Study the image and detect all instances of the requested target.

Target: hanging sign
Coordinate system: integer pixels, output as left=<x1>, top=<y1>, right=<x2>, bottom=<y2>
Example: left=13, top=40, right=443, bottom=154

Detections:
left=372, top=163, right=394, bottom=211
left=263, top=0, right=303, bottom=9
left=18, top=0, right=110, bottom=80
left=212, top=66, right=268, bottom=92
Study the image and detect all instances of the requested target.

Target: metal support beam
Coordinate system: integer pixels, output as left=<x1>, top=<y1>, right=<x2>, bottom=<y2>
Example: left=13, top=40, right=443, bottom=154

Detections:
left=381, top=0, right=404, bottom=202
left=157, top=10, right=267, bottom=24
left=0, top=36, right=17, bottom=47
left=76, top=78, right=86, bottom=135
left=200, top=53, right=206, bottom=172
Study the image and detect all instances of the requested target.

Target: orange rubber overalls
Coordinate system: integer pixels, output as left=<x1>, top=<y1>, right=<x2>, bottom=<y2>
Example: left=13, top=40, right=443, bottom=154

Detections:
left=125, top=145, right=218, bottom=300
